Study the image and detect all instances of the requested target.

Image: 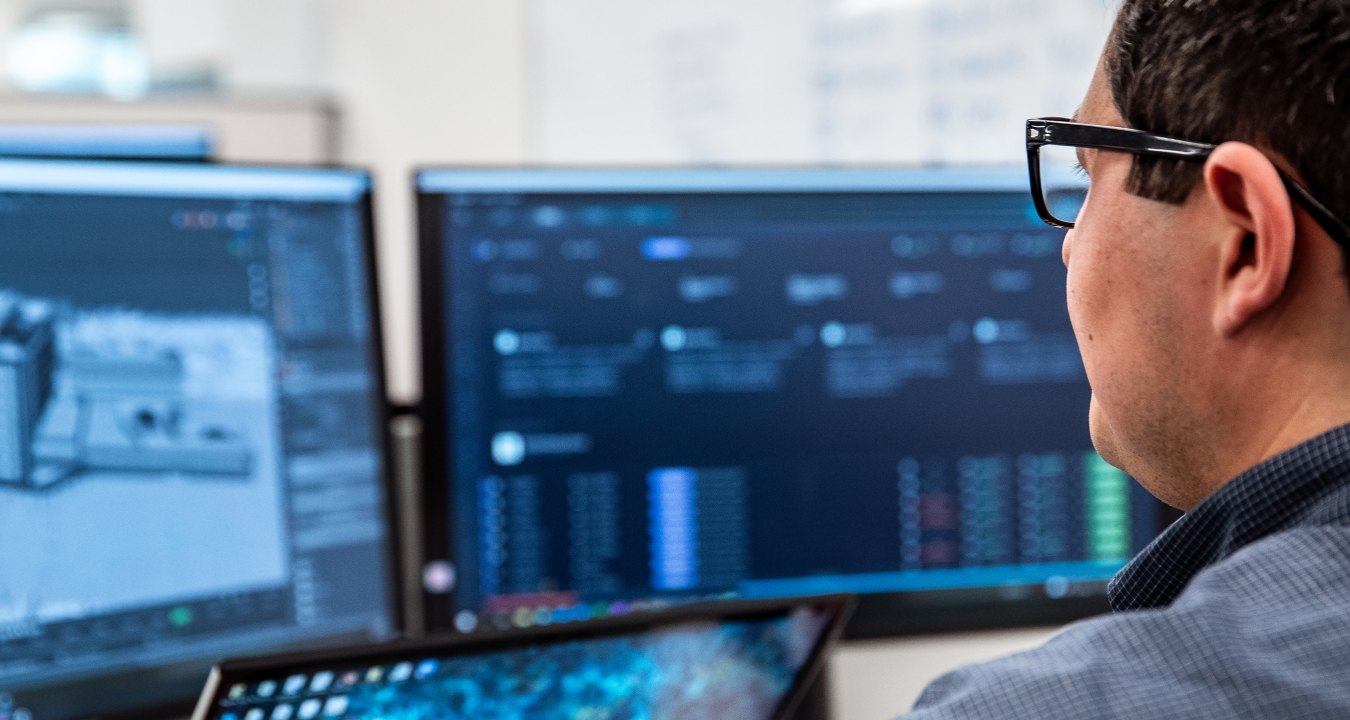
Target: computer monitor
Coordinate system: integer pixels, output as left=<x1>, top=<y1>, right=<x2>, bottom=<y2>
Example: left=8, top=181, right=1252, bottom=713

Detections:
left=414, top=168, right=1171, bottom=639
left=0, top=124, right=213, bottom=162
left=0, top=159, right=397, bottom=719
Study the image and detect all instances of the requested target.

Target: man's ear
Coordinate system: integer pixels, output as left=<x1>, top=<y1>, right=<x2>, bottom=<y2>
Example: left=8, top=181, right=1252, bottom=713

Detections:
left=1203, top=142, right=1297, bottom=336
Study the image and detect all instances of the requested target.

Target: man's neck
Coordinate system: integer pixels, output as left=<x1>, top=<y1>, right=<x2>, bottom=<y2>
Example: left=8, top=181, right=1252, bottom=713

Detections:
left=1198, top=361, right=1350, bottom=506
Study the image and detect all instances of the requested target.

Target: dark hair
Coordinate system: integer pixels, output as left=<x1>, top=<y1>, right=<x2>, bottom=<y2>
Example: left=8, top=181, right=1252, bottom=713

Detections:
left=1108, top=0, right=1350, bottom=223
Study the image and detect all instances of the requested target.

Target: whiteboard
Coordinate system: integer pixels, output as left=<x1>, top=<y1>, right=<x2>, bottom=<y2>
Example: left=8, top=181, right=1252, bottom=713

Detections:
left=531, top=0, right=1115, bottom=164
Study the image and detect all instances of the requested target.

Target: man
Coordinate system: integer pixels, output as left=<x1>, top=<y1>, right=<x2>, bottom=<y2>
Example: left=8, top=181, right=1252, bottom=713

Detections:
left=903, top=1, right=1350, bottom=716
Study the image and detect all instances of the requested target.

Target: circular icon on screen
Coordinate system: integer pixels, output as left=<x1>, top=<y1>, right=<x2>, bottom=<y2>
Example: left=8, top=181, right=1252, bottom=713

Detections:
left=491, top=432, right=526, bottom=466
left=423, top=561, right=456, bottom=593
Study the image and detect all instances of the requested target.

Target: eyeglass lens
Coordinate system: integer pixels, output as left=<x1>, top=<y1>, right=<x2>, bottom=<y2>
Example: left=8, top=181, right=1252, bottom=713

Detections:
left=1037, top=144, right=1088, bottom=226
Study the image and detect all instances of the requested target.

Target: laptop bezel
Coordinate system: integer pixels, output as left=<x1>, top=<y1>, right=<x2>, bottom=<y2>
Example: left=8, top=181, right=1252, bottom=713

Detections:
left=192, top=594, right=854, bottom=720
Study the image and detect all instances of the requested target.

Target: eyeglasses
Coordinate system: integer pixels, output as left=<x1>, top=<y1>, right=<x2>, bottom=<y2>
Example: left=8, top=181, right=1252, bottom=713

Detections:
left=1025, top=116, right=1350, bottom=248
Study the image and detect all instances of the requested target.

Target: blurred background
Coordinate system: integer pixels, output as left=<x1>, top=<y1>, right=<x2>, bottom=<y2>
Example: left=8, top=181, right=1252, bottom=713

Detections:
left=0, top=2, right=1116, bottom=714
left=0, top=0, right=1114, bottom=408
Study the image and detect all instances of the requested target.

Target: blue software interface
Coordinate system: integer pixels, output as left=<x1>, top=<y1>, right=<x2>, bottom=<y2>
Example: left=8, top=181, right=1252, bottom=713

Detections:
left=206, top=607, right=831, bottom=720
left=417, top=169, right=1159, bottom=632
left=0, top=160, right=395, bottom=719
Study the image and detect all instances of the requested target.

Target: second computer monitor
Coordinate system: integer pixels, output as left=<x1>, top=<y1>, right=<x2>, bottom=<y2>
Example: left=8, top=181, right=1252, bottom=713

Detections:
left=415, top=168, right=1165, bottom=637
left=0, top=158, right=396, bottom=719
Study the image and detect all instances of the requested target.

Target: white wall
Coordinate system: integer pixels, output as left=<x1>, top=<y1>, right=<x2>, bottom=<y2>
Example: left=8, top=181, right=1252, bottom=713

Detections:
left=134, top=0, right=322, bottom=91
left=0, top=2, right=18, bottom=93
left=318, top=0, right=529, bottom=403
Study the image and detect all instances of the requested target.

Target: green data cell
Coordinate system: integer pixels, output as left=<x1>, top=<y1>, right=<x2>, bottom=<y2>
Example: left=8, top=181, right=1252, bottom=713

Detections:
left=1085, top=452, right=1132, bottom=561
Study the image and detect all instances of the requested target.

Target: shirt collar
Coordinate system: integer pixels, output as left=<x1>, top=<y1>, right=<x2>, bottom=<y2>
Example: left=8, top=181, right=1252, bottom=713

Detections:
left=1108, top=422, right=1350, bottom=611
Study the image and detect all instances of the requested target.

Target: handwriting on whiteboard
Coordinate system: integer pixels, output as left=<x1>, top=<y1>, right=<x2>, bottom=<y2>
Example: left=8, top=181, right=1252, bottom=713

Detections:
left=533, top=0, right=1113, bottom=164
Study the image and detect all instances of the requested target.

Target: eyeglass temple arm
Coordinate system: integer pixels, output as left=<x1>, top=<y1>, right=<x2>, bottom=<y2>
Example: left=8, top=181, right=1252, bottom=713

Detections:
left=1027, top=118, right=1214, bottom=160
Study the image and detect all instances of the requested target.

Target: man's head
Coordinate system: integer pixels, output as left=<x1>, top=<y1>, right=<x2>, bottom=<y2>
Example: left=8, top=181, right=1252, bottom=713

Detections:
left=1064, top=0, right=1350, bottom=509
left=1108, top=0, right=1350, bottom=224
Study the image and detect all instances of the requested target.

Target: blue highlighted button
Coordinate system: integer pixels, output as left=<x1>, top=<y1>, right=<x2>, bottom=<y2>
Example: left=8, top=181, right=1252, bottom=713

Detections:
left=642, top=236, right=691, bottom=261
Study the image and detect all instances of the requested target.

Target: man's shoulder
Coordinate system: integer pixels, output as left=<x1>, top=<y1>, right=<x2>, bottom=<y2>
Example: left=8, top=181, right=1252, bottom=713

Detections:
left=1109, top=459, right=1350, bottom=611
left=1074, top=526, right=1350, bottom=664
left=903, top=526, right=1350, bottom=719
left=1178, top=524, right=1350, bottom=610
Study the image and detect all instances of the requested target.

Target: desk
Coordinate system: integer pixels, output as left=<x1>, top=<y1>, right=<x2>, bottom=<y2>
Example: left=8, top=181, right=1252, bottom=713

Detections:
left=829, top=626, right=1058, bottom=718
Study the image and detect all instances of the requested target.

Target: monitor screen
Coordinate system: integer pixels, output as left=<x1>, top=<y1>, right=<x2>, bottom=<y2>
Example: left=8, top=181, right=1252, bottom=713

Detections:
left=0, top=124, right=213, bottom=162
left=0, top=159, right=396, bottom=719
left=414, top=168, right=1169, bottom=638
left=195, top=596, right=849, bottom=720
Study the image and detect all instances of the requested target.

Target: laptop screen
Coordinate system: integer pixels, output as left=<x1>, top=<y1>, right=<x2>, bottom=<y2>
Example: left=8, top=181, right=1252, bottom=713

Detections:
left=196, top=597, right=849, bottom=720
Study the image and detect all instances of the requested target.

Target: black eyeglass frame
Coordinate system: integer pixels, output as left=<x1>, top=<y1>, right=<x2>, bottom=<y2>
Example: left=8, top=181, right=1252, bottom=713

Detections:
left=1025, top=117, right=1350, bottom=248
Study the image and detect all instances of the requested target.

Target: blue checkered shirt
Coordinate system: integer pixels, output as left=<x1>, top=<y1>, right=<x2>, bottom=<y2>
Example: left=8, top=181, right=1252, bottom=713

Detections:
left=902, top=423, right=1350, bottom=719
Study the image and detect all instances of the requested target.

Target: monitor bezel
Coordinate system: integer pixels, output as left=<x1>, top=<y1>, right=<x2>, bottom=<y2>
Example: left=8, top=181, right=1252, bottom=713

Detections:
left=192, top=594, right=854, bottom=720
left=412, top=165, right=1177, bottom=640
left=0, top=157, right=404, bottom=720
left=0, top=123, right=215, bottom=162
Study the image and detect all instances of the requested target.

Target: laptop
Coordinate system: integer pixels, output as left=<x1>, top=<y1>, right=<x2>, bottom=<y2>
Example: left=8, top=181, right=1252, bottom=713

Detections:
left=191, top=595, right=852, bottom=720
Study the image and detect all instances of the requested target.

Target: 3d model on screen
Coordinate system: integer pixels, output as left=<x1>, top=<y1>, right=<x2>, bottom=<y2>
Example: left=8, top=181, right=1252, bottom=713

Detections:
left=0, top=292, right=254, bottom=491
left=0, top=295, right=55, bottom=485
